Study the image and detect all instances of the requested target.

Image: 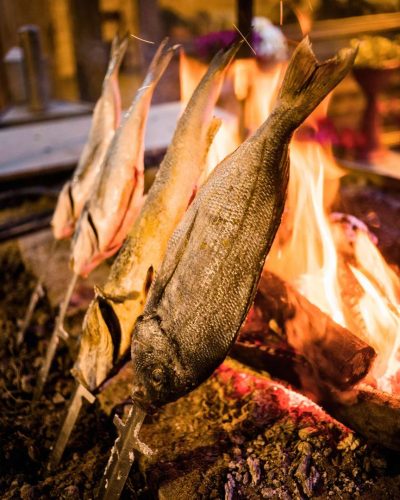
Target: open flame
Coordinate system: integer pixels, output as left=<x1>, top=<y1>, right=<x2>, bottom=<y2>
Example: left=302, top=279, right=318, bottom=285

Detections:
left=180, top=49, right=400, bottom=395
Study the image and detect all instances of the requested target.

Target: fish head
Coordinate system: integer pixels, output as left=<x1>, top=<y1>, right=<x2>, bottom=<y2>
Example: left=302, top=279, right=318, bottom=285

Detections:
left=52, top=182, right=75, bottom=239
left=131, top=314, right=188, bottom=411
left=70, top=209, right=99, bottom=276
left=73, top=293, right=118, bottom=389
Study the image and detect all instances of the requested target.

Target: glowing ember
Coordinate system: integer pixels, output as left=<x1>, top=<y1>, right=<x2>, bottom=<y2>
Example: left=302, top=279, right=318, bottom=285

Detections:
left=180, top=48, right=400, bottom=396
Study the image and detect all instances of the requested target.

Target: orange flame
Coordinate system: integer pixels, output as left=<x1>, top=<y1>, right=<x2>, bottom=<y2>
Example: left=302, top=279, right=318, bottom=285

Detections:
left=180, top=48, right=400, bottom=395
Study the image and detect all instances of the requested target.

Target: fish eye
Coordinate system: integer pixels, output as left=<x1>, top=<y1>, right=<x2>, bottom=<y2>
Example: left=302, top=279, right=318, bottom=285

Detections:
left=150, top=368, right=164, bottom=386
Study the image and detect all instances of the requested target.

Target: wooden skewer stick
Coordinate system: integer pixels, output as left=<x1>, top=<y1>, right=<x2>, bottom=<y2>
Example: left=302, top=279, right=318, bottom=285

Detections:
left=16, top=279, right=45, bottom=346
left=47, top=381, right=95, bottom=471
left=17, top=238, right=59, bottom=345
left=33, top=272, right=79, bottom=400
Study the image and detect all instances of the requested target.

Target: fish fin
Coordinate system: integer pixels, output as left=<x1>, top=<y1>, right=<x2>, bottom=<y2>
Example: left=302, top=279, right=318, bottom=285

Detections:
left=206, top=117, right=222, bottom=150
left=94, top=285, right=140, bottom=303
left=278, top=37, right=356, bottom=128
left=141, top=38, right=179, bottom=91
left=105, top=32, right=129, bottom=82
left=107, top=33, right=129, bottom=128
left=206, top=38, right=243, bottom=75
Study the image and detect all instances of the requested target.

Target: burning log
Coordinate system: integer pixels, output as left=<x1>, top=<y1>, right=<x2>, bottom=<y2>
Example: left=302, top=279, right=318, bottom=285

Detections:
left=232, top=270, right=376, bottom=395
left=136, top=360, right=397, bottom=498
left=232, top=272, right=400, bottom=451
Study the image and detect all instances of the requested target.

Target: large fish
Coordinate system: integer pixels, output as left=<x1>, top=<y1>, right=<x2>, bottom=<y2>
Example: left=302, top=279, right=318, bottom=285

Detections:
left=70, top=39, right=176, bottom=278
left=52, top=34, right=128, bottom=240
left=72, top=43, right=241, bottom=391
left=130, top=38, right=357, bottom=411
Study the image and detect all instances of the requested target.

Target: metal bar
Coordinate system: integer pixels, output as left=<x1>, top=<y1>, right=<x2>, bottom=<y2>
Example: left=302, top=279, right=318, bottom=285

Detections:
left=98, top=404, right=153, bottom=499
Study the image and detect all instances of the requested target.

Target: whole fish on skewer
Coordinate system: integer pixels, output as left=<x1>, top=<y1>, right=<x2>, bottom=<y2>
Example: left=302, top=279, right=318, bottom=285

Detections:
left=130, top=38, right=357, bottom=411
left=16, top=35, right=128, bottom=346
left=33, top=39, right=175, bottom=400
left=73, top=42, right=241, bottom=391
left=71, top=38, right=177, bottom=278
left=52, top=34, right=128, bottom=240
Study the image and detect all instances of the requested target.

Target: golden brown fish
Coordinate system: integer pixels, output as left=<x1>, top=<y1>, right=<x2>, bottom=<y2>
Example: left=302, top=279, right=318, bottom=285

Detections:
left=70, top=39, right=176, bottom=277
left=130, top=38, right=357, bottom=411
left=52, top=34, right=128, bottom=240
left=73, top=42, right=241, bottom=390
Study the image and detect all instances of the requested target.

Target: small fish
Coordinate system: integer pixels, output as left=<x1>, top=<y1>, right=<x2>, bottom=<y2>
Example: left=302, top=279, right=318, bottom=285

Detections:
left=52, top=34, right=128, bottom=240
left=70, top=39, right=176, bottom=277
left=130, top=38, right=357, bottom=411
left=73, top=42, right=241, bottom=391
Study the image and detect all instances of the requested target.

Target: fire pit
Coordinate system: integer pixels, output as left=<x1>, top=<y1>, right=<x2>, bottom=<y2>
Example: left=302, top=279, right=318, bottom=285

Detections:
left=1, top=4, right=400, bottom=498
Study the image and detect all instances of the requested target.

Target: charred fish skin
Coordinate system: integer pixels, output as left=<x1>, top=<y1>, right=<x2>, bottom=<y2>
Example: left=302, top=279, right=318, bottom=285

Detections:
left=71, top=39, right=177, bottom=278
left=131, top=38, right=357, bottom=410
left=51, top=34, right=128, bottom=240
left=73, top=42, right=242, bottom=391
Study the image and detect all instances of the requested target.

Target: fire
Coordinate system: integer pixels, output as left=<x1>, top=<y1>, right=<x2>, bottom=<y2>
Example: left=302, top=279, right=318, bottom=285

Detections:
left=179, top=47, right=400, bottom=395
left=179, top=51, right=240, bottom=179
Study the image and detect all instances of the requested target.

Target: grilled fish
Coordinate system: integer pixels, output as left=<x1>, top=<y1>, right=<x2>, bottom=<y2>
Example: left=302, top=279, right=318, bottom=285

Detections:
left=73, top=43, right=241, bottom=390
left=71, top=39, right=176, bottom=277
left=130, top=38, right=357, bottom=411
left=52, top=34, right=128, bottom=240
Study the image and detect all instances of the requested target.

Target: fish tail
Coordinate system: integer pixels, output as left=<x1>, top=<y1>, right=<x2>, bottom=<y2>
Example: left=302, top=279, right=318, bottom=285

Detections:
left=206, top=38, right=243, bottom=77
left=105, top=32, right=129, bottom=83
left=176, top=39, right=242, bottom=144
left=278, top=37, right=357, bottom=129
left=142, top=38, right=179, bottom=90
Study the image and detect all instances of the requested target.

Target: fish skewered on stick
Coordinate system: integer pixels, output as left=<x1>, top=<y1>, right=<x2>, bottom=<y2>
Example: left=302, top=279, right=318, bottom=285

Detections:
left=48, top=42, right=240, bottom=473
left=33, top=39, right=175, bottom=400
left=52, top=34, right=129, bottom=240
left=71, top=38, right=177, bottom=278
left=73, top=41, right=241, bottom=392
left=130, top=38, right=357, bottom=410
left=98, top=38, right=357, bottom=499
left=17, top=35, right=128, bottom=346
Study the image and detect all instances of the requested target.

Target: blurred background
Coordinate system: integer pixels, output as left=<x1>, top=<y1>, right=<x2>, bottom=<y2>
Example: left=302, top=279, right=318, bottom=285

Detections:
left=0, top=0, right=399, bottom=218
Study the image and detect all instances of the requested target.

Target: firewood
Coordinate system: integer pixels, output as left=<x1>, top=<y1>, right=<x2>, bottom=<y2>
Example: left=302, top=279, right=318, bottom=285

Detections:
left=326, top=383, right=400, bottom=451
left=231, top=271, right=376, bottom=393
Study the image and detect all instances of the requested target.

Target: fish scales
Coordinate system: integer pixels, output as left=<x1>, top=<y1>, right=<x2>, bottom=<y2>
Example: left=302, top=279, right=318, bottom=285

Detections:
left=131, top=37, right=358, bottom=409
left=151, top=117, right=290, bottom=377
left=73, top=42, right=241, bottom=390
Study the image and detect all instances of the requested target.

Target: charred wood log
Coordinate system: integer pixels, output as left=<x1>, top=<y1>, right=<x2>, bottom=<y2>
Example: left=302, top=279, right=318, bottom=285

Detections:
left=231, top=272, right=400, bottom=451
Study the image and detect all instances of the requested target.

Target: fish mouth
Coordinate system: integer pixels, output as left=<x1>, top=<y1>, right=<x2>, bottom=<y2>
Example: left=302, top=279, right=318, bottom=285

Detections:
left=131, top=385, right=157, bottom=414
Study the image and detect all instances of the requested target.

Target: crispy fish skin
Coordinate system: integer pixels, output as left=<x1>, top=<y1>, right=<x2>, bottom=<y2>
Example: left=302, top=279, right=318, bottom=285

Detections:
left=71, top=39, right=176, bottom=278
left=73, top=43, right=241, bottom=391
left=51, top=34, right=128, bottom=240
left=130, top=38, right=357, bottom=411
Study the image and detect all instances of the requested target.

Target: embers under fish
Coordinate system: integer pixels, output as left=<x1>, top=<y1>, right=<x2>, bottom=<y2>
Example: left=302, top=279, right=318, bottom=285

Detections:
left=130, top=38, right=357, bottom=411
left=73, top=42, right=241, bottom=391
left=70, top=39, right=177, bottom=277
left=52, top=34, right=128, bottom=240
